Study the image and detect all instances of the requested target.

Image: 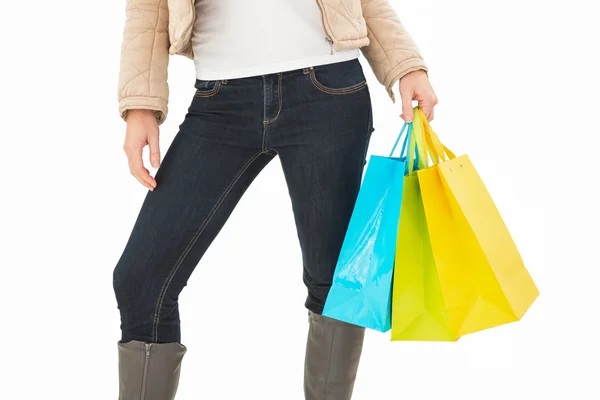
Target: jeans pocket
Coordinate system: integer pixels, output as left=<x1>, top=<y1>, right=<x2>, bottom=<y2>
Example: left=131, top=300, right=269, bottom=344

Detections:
left=307, top=60, right=367, bottom=95
left=194, top=80, right=222, bottom=98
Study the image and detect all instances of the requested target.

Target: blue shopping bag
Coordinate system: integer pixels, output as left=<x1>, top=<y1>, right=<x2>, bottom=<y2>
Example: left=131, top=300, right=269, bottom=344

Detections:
left=322, top=124, right=414, bottom=332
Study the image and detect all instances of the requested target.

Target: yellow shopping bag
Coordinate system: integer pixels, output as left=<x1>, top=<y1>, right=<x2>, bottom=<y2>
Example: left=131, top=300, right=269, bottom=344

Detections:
left=391, top=109, right=538, bottom=340
left=416, top=109, right=539, bottom=337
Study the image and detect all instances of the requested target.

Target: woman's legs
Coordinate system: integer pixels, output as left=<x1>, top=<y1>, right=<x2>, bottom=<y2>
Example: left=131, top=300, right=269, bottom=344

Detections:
left=114, top=59, right=373, bottom=399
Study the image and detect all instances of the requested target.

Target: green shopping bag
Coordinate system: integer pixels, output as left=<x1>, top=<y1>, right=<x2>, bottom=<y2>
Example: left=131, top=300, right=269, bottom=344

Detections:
left=391, top=109, right=456, bottom=341
left=391, top=172, right=456, bottom=341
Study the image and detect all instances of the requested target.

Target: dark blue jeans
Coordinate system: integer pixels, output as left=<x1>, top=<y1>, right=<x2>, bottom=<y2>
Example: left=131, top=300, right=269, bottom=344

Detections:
left=113, top=59, right=374, bottom=343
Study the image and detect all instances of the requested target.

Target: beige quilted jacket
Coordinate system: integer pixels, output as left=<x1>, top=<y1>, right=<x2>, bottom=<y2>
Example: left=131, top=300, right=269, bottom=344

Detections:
left=118, top=0, right=427, bottom=124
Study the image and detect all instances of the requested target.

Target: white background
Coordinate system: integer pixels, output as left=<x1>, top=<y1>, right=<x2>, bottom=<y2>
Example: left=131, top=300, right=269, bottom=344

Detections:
left=1, top=0, right=599, bottom=399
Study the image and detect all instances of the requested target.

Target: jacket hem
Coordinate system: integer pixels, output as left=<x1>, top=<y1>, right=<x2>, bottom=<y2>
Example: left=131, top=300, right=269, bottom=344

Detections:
left=334, top=37, right=370, bottom=51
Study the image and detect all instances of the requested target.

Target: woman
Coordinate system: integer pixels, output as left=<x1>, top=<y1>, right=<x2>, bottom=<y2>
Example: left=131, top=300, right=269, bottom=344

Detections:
left=114, top=0, right=437, bottom=399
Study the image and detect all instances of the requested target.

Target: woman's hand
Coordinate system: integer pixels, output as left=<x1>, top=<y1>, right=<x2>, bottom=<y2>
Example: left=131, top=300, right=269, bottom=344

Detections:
left=399, top=70, right=438, bottom=123
left=123, top=109, right=160, bottom=191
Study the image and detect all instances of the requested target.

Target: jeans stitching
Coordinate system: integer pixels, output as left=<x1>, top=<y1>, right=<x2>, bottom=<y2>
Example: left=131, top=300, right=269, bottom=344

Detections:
left=363, top=94, right=374, bottom=162
left=262, top=76, right=268, bottom=151
left=151, top=151, right=263, bottom=342
left=194, top=80, right=222, bottom=98
left=309, top=68, right=367, bottom=95
left=264, top=73, right=283, bottom=124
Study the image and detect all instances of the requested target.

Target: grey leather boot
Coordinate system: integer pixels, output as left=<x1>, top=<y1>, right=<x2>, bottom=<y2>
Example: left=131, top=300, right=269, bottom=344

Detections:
left=304, top=311, right=366, bottom=400
left=118, top=340, right=186, bottom=400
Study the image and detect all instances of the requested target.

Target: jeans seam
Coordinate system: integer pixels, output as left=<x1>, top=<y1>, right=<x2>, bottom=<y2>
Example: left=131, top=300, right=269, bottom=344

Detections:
left=262, top=76, right=268, bottom=151
left=363, top=95, right=374, bottom=160
left=194, top=80, right=222, bottom=98
left=151, top=150, right=263, bottom=342
left=264, top=73, right=283, bottom=124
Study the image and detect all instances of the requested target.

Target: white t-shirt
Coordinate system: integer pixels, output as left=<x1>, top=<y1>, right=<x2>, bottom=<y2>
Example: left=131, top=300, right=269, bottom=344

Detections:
left=191, top=0, right=360, bottom=80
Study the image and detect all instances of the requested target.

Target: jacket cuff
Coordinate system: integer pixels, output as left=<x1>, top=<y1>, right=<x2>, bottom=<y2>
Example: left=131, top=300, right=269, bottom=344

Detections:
left=383, top=58, right=428, bottom=103
left=119, top=96, right=168, bottom=125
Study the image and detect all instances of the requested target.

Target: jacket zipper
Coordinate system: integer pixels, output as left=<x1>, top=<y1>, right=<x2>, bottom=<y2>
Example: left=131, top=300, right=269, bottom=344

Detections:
left=325, top=37, right=334, bottom=55
left=140, top=343, right=152, bottom=400
left=315, top=0, right=335, bottom=55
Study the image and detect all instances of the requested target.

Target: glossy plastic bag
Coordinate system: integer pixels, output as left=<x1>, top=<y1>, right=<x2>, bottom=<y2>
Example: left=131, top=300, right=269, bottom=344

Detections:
left=322, top=124, right=415, bottom=332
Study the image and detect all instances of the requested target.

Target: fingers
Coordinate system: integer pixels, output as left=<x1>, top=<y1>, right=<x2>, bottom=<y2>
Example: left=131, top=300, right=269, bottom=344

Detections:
left=400, top=91, right=414, bottom=123
left=148, top=131, right=161, bottom=169
left=418, top=94, right=438, bottom=122
left=134, top=173, right=155, bottom=191
left=124, top=145, right=157, bottom=191
left=418, top=101, right=433, bottom=122
left=133, top=165, right=156, bottom=191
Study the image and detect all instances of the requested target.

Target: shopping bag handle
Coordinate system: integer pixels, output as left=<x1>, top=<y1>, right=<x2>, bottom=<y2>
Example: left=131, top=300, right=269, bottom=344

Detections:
left=389, top=121, right=428, bottom=175
left=415, top=108, right=456, bottom=165
left=415, top=108, right=445, bottom=165
left=388, top=121, right=412, bottom=158
left=405, top=109, right=431, bottom=174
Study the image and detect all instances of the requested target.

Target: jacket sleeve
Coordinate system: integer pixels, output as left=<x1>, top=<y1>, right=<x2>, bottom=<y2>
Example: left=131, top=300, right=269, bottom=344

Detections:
left=118, top=0, right=170, bottom=125
left=360, top=0, right=427, bottom=102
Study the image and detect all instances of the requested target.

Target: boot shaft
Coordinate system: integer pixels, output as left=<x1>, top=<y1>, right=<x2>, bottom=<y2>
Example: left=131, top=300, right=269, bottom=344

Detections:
left=118, top=340, right=186, bottom=400
left=304, top=312, right=366, bottom=400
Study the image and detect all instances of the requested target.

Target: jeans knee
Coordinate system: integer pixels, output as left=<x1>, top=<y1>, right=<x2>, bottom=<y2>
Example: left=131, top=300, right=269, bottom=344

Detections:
left=113, top=258, right=145, bottom=311
left=113, top=258, right=160, bottom=339
left=113, top=259, right=125, bottom=300
left=304, top=281, right=332, bottom=315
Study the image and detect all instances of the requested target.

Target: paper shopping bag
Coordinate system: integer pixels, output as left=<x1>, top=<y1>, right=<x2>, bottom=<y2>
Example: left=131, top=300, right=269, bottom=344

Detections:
left=416, top=110, right=539, bottom=337
left=391, top=172, right=457, bottom=341
left=390, top=111, right=457, bottom=341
